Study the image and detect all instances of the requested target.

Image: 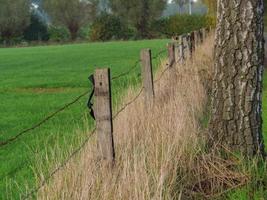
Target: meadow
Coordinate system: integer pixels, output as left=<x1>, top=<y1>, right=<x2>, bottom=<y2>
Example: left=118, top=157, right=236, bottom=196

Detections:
left=0, top=39, right=169, bottom=199
left=0, top=38, right=266, bottom=199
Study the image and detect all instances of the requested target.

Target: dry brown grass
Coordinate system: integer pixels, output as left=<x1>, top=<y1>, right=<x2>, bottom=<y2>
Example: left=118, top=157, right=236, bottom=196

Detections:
left=37, top=35, right=248, bottom=200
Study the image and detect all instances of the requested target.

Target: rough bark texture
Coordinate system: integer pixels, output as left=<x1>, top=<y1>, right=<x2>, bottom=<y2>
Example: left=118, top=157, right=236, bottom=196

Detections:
left=210, top=0, right=265, bottom=156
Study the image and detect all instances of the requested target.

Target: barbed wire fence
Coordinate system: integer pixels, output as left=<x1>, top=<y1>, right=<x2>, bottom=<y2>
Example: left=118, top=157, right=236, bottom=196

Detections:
left=20, top=47, right=171, bottom=199
left=1, top=27, right=209, bottom=199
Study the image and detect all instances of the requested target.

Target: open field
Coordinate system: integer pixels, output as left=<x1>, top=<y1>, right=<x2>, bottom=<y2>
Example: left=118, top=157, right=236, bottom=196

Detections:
left=0, top=39, right=169, bottom=199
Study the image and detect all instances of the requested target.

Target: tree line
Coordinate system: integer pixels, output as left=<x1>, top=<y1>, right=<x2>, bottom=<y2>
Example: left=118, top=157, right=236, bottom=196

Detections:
left=0, top=0, right=215, bottom=45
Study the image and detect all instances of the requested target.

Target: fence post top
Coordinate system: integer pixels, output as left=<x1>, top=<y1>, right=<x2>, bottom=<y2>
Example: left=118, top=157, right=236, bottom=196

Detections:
left=167, top=42, right=175, bottom=47
left=95, top=68, right=110, bottom=73
left=141, top=48, right=151, bottom=53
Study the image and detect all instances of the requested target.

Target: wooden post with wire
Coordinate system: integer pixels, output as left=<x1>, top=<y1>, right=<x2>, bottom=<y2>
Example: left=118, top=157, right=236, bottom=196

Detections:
left=199, top=29, right=204, bottom=44
left=141, top=49, right=154, bottom=105
left=189, top=32, right=195, bottom=59
left=194, top=31, right=198, bottom=47
left=167, top=43, right=175, bottom=67
left=94, top=68, right=115, bottom=166
left=174, top=41, right=180, bottom=64
left=202, top=28, right=206, bottom=40
left=179, top=35, right=184, bottom=64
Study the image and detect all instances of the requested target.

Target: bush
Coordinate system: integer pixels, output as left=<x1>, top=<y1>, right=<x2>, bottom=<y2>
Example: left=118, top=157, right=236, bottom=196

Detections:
left=48, top=26, right=70, bottom=42
left=151, top=14, right=216, bottom=37
left=90, top=13, right=132, bottom=41
left=78, top=25, right=91, bottom=40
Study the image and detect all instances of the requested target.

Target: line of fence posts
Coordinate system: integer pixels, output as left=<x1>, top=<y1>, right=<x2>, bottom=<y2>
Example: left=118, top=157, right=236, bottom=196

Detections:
left=93, top=27, right=211, bottom=166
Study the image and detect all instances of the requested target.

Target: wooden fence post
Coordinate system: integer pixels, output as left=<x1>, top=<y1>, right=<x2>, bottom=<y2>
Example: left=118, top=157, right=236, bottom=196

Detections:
left=141, top=49, right=154, bottom=105
left=174, top=42, right=179, bottom=64
left=187, top=33, right=191, bottom=59
left=209, top=26, right=212, bottom=33
left=194, top=31, right=198, bottom=47
left=167, top=43, right=175, bottom=67
left=202, top=28, right=206, bottom=40
left=94, top=68, right=115, bottom=166
left=199, top=30, right=203, bottom=44
left=189, top=32, right=195, bottom=59
left=179, top=36, right=184, bottom=64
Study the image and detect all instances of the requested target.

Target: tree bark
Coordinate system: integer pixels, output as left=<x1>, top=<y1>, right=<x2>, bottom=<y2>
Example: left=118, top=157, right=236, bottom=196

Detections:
left=68, top=22, right=79, bottom=41
left=137, top=0, right=149, bottom=38
left=209, top=0, right=265, bottom=156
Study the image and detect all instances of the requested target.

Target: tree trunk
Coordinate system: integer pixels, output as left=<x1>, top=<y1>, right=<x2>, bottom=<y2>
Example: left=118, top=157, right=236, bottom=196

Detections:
left=209, top=0, right=265, bottom=156
left=137, top=0, right=149, bottom=38
left=68, top=23, right=79, bottom=41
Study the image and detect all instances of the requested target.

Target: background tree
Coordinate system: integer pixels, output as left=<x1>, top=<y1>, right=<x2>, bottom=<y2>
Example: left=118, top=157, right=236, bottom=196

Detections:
left=44, top=0, right=99, bottom=40
left=202, top=0, right=216, bottom=16
left=109, top=0, right=167, bottom=38
left=0, top=0, right=30, bottom=43
left=23, top=13, right=49, bottom=41
left=173, top=0, right=187, bottom=13
left=210, top=0, right=265, bottom=156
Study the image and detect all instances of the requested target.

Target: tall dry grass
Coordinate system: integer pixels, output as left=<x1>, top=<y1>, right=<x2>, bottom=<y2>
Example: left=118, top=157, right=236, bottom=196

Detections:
left=37, top=35, right=248, bottom=200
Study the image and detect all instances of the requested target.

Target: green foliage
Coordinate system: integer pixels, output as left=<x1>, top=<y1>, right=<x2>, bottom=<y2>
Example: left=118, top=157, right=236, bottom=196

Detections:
left=151, top=14, right=215, bottom=37
left=0, top=0, right=30, bottom=43
left=202, top=0, right=217, bottom=16
left=23, top=13, right=49, bottom=41
left=43, top=0, right=99, bottom=40
left=48, top=26, right=70, bottom=42
left=225, top=158, right=267, bottom=200
left=205, top=15, right=216, bottom=28
left=90, top=13, right=132, bottom=41
left=78, top=25, right=91, bottom=40
left=109, top=0, right=167, bottom=38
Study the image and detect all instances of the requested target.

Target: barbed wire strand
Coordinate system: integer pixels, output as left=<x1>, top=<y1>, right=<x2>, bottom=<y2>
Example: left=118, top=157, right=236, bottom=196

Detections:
left=0, top=90, right=90, bottom=147
left=113, top=87, right=144, bottom=120
left=111, top=48, right=167, bottom=81
left=111, top=59, right=141, bottom=80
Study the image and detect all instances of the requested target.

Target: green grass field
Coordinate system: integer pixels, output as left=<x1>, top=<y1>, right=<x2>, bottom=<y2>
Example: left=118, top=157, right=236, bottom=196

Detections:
left=0, top=39, right=169, bottom=199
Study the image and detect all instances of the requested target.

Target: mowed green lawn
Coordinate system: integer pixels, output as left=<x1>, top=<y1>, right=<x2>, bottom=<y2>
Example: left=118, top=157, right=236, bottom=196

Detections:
left=0, top=39, right=169, bottom=199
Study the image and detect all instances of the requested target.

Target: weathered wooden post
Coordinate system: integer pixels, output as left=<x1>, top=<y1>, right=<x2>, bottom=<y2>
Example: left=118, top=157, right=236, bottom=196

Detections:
left=141, top=49, right=155, bottom=105
left=187, top=33, right=193, bottom=59
left=202, top=28, right=206, bottom=40
left=189, top=32, right=195, bottom=59
left=199, top=29, right=203, bottom=44
left=174, top=42, right=180, bottom=64
left=167, top=43, right=175, bottom=67
left=209, top=26, right=212, bottom=33
left=187, top=33, right=191, bottom=59
left=194, top=31, right=198, bottom=47
left=94, top=68, right=115, bottom=166
left=179, top=35, right=185, bottom=64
